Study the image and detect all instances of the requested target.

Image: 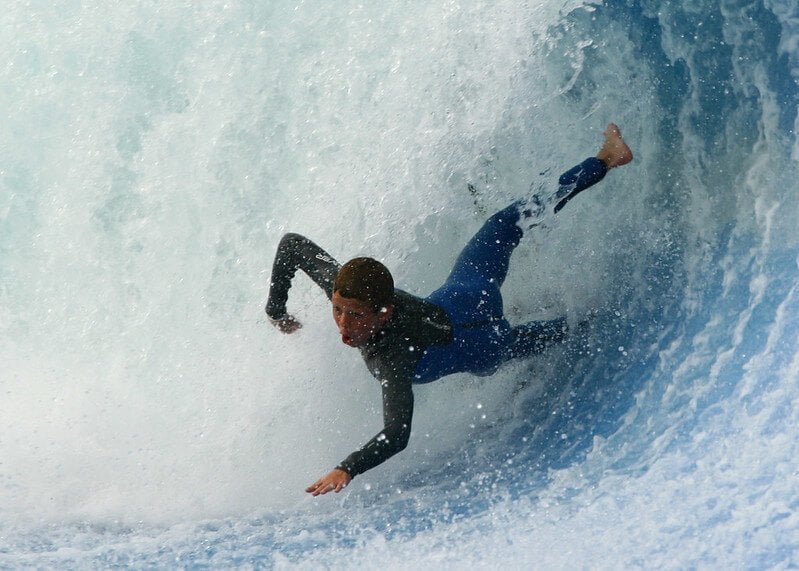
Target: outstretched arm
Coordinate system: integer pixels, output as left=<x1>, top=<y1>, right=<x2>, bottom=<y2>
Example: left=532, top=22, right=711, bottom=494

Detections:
left=265, top=233, right=341, bottom=330
left=306, top=375, right=414, bottom=495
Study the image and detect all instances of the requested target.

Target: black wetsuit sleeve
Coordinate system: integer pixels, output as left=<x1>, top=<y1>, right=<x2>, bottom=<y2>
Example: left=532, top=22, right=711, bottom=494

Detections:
left=265, top=233, right=341, bottom=320
left=336, top=375, right=414, bottom=478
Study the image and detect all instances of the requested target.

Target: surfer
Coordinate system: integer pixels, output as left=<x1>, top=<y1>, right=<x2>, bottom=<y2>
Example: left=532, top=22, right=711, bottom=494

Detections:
left=265, top=123, right=633, bottom=496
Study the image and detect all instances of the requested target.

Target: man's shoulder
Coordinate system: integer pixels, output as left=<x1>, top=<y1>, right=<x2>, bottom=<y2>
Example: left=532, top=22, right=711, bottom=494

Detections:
left=359, top=290, right=453, bottom=380
left=393, top=290, right=453, bottom=338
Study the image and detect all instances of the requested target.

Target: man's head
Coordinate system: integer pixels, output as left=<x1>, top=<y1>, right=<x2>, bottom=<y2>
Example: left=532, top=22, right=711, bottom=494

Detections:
left=332, top=257, right=394, bottom=347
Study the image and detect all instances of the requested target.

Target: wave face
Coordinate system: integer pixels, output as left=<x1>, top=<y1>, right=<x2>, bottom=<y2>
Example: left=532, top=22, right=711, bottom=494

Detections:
left=2, top=0, right=798, bottom=567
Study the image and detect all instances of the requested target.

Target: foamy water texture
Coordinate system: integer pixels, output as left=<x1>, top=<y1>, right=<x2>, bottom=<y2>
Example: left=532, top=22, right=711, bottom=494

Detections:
left=2, top=0, right=798, bottom=568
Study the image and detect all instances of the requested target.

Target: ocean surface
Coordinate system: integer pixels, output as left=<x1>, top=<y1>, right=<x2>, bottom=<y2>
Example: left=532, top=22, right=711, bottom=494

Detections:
left=2, top=0, right=798, bottom=568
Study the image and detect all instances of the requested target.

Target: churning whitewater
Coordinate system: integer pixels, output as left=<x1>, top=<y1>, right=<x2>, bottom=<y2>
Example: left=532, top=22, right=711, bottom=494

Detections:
left=1, top=0, right=798, bottom=568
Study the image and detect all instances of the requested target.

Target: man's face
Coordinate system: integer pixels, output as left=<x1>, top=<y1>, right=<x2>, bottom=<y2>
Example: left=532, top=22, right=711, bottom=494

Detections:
left=331, top=291, right=392, bottom=347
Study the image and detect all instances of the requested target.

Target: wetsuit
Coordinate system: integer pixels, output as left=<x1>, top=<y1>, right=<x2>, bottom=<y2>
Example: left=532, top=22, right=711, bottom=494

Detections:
left=265, top=157, right=607, bottom=478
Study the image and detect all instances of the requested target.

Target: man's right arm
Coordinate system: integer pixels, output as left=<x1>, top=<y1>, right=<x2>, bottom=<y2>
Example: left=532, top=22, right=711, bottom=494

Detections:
left=265, top=233, right=341, bottom=321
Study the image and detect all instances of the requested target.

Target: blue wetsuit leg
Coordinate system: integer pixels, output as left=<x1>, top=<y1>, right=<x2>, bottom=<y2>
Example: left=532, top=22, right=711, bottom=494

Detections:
left=413, top=204, right=521, bottom=383
left=428, top=202, right=523, bottom=326
left=554, top=157, right=608, bottom=213
left=413, top=157, right=608, bottom=384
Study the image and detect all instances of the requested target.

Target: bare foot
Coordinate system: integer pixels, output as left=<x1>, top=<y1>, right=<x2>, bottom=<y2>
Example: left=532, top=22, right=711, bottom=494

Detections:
left=596, top=123, right=633, bottom=168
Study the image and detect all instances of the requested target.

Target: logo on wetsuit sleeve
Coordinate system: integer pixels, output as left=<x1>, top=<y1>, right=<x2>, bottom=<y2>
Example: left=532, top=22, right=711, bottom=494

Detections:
left=315, top=253, right=335, bottom=265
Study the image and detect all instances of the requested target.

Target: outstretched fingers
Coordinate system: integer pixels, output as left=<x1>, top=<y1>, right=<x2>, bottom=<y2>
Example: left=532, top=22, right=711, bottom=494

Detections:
left=305, top=468, right=352, bottom=496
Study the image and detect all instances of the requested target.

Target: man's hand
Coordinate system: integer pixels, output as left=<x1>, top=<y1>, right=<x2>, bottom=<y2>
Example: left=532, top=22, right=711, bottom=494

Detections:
left=305, top=468, right=352, bottom=496
left=269, top=314, right=302, bottom=334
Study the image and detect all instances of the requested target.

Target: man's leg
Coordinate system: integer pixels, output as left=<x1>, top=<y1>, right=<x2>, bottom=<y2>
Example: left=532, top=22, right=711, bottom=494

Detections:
left=447, top=203, right=523, bottom=290
left=520, top=123, right=633, bottom=224
left=426, top=201, right=521, bottom=325
left=429, top=163, right=606, bottom=325
left=430, top=123, right=633, bottom=325
left=426, top=159, right=602, bottom=326
left=508, top=124, right=633, bottom=355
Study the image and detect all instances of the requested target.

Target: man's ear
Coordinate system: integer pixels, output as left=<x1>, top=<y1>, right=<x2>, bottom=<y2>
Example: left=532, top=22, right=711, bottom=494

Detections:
left=378, top=304, right=394, bottom=324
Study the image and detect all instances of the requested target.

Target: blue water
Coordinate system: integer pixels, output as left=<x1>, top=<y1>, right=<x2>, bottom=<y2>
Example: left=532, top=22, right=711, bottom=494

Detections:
left=2, top=0, right=798, bottom=568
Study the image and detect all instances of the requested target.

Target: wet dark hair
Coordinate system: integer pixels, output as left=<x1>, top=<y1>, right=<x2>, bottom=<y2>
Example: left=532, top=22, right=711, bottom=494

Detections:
left=333, top=257, right=394, bottom=311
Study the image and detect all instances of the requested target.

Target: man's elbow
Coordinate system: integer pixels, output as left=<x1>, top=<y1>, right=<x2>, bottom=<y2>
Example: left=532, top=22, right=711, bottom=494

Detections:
left=279, top=232, right=304, bottom=248
left=394, top=435, right=410, bottom=454
left=386, top=423, right=411, bottom=453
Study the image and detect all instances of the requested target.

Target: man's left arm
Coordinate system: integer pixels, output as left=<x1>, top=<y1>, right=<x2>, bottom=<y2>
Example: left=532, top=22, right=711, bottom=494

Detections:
left=306, top=374, right=414, bottom=496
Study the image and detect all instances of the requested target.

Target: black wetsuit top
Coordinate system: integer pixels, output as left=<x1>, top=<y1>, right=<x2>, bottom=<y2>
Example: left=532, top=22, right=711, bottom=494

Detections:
left=266, top=233, right=453, bottom=478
